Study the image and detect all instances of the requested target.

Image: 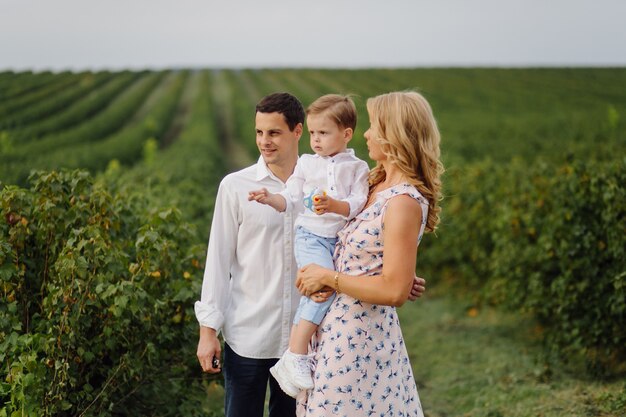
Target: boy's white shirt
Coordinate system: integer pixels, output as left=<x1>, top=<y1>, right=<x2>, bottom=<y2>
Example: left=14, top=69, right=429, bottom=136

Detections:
left=280, top=149, right=370, bottom=238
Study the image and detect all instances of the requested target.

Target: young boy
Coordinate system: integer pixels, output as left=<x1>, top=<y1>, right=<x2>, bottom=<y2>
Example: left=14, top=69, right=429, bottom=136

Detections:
left=248, top=94, right=370, bottom=397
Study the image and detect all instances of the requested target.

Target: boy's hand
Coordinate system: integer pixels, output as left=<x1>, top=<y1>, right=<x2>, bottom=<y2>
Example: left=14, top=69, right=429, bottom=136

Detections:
left=248, top=188, right=270, bottom=204
left=313, top=194, right=350, bottom=217
left=249, top=188, right=287, bottom=212
left=312, top=193, right=330, bottom=215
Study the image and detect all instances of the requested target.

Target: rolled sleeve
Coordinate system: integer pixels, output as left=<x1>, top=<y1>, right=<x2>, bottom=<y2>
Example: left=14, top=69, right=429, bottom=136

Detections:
left=194, top=300, right=225, bottom=330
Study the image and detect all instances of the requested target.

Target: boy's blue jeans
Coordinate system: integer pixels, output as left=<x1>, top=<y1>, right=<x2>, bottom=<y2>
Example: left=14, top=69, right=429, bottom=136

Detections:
left=293, top=226, right=337, bottom=325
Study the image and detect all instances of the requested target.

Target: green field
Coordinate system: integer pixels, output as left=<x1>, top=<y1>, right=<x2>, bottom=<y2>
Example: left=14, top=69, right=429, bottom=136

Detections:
left=0, top=68, right=624, bottom=416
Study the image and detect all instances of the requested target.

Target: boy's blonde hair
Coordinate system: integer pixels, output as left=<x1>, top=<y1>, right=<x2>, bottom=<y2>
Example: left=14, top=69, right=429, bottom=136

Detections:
left=366, top=91, right=444, bottom=233
left=306, top=94, right=357, bottom=130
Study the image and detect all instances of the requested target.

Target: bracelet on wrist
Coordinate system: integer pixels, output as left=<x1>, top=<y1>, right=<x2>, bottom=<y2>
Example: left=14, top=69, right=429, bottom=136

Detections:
left=334, top=272, right=341, bottom=294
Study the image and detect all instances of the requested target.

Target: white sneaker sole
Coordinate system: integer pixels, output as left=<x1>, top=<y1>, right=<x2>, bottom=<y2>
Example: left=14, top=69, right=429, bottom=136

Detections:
left=270, top=360, right=300, bottom=398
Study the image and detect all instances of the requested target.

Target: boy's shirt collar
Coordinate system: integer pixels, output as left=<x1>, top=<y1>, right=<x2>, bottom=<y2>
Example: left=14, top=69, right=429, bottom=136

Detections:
left=311, top=148, right=356, bottom=160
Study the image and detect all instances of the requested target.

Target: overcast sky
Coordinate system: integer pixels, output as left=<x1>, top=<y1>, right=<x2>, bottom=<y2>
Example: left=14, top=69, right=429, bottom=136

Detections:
left=1, top=0, right=625, bottom=71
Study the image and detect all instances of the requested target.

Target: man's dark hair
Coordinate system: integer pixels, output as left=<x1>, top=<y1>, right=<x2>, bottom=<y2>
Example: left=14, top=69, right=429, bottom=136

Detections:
left=255, top=92, right=305, bottom=131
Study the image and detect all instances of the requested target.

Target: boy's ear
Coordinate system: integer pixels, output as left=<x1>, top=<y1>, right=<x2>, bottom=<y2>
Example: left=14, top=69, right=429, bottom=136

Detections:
left=344, top=128, right=353, bottom=142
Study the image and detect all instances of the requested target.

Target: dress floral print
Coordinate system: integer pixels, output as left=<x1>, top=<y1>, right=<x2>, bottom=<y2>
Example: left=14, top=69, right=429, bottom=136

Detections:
left=297, top=183, right=429, bottom=417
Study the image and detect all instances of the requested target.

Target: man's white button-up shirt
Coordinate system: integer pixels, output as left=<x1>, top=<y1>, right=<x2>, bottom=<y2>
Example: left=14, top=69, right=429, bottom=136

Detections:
left=194, top=156, right=299, bottom=359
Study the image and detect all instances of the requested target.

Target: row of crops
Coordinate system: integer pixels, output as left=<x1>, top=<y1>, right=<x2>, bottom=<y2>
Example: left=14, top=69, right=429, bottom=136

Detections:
left=1, top=68, right=625, bottom=415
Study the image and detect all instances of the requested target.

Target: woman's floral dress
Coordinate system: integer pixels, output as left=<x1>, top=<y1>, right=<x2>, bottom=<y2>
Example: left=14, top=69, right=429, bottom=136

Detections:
left=297, top=183, right=428, bottom=417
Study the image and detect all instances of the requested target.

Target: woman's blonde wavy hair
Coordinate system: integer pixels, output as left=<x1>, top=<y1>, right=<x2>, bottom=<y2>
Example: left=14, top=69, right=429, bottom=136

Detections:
left=366, top=91, right=444, bottom=233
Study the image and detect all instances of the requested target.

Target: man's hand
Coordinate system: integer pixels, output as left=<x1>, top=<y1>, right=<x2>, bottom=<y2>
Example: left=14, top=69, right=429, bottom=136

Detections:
left=197, top=327, right=221, bottom=373
left=408, top=276, right=426, bottom=301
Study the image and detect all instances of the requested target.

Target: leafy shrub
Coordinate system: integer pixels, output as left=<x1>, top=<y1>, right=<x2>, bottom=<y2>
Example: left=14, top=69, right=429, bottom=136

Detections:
left=0, top=170, right=209, bottom=416
left=488, top=158, right=626, bottom=372
left=420, top=157, right=626, bottom=372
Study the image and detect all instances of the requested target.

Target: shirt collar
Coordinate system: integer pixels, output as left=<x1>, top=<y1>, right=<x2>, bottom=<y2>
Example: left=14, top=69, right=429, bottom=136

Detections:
left=311, top=148, right=356, bottom=160
left=254, top=155, right=299, bottom=183
left=255, top=155, right=273, bottom=181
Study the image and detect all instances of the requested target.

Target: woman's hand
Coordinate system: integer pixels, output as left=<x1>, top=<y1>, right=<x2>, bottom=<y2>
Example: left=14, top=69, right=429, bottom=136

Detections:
left=296, top=263, right=333, bottom=296
left=408, top=276, right=426, bottom=301
left=310, top=287, right=335, bottom=303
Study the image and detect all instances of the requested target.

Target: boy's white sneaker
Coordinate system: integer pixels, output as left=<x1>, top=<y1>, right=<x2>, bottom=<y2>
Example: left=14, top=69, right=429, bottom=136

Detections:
left=281, top=350, right=314, bottom=391
left=270, top=356, right=300, bottom=398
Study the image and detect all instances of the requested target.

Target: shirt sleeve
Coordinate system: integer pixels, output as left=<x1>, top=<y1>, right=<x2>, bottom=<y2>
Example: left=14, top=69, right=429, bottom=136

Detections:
left=279, top=159, right=306, bottom=213
left=344, top=160, right=370, bottom=219
left=194, top=178, right=238, bottom=332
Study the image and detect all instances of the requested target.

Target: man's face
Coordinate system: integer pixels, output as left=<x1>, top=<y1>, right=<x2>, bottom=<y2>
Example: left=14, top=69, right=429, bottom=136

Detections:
left=255, top=112, right=301, bottom=167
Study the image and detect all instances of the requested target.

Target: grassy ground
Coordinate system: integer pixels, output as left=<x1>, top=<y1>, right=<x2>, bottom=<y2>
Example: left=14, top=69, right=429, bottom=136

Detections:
left=400, top=290, right=626, bottom=417
left=195, top=288, right=625, bottom=417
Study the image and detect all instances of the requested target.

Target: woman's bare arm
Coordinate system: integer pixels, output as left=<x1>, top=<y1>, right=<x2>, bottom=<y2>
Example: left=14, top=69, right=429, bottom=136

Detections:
left=297, top=195, right=422, bottom=306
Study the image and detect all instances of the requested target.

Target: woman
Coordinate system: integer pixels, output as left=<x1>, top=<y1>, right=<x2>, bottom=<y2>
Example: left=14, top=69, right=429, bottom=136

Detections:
left=295, top=91, right=443, bottom=417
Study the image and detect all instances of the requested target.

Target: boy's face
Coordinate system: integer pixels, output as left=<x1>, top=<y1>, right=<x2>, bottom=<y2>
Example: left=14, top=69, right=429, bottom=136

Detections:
left=306, top=112, right=352, bottom=157
left=256, top=112, right=302, bottom=168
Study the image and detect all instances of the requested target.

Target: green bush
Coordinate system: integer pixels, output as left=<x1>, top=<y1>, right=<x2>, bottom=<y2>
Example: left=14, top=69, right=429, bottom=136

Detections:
left=421, top=158, right=626, bottom=372
left=488, top=158, right=626, bottom=372
left=0, top=170, right=210, bottom=416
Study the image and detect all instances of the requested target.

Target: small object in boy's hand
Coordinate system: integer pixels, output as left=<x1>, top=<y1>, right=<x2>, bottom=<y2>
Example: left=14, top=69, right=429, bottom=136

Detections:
left=212, top=357, right=220, bottom=369
left=314, top=190, right=327, bottom=202
left=303, top=188, right=327, bottom=211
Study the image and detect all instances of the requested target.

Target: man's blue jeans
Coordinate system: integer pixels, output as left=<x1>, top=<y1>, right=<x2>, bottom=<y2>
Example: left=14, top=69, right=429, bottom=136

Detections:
left=223, top=343, right=295, bottom=417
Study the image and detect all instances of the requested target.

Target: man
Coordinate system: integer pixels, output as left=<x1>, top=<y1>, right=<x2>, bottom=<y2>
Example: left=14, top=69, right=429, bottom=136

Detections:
left=195, top=92, right=427, bottom=417
left=195, top=92, right=305, bottom=417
